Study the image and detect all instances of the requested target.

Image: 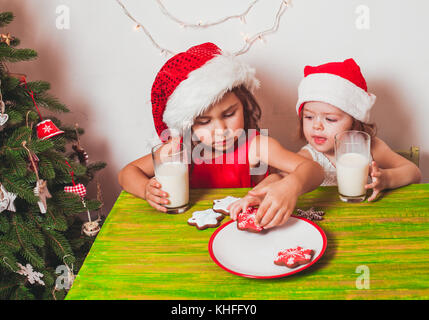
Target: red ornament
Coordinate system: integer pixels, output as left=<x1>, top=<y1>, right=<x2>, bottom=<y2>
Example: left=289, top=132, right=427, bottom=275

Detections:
left=64, top=183, right=87, bottom=198
left=36, top=119, right=64, bottom=140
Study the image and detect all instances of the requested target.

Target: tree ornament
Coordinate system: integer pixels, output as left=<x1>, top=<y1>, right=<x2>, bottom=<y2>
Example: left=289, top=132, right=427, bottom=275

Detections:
left=0, top=81, right=9, bottom=128
left=0, top=101, right=8, bottom=127
left=82, top=215, right=101, bottom=237
left=72, top=123, right=89, bottom=165
left=23, top=141, right=52, bottom=213
left=0, top=183, right=17, bottom=213
left=19, top=77, right=64, bottom=140
left=35, top=119, right=64, bottom=140
left=0, top=33, right=13, bottom=46
left=16, top=263, right=45, bottom=286
left=27, top=152, right=40, bottom=173
left=34, top=179, right=52, bottom=214
left=81, top=181, right=103, bottom=237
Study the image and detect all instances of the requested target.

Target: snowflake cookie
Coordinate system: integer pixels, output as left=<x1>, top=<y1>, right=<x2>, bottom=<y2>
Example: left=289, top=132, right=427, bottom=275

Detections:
left=274, top=246, right=315, bottom=269
left=187, top=209, right=224, bottom=230
left=212, top=196, right=241, bottom=215
left=237, top=207, right=263, bottom=233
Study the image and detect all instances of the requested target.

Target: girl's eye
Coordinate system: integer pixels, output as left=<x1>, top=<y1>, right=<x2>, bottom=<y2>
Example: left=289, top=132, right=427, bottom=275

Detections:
left=303, top=115, right=313, bottom=120
left=196, top=119, right=210, bottom=125
left=223, top=111, right=236, bottom=118
left=326, top=118, right=337, bottom=122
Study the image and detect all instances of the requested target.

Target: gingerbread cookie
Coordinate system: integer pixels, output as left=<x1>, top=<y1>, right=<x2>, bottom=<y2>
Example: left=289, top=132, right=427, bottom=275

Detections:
left=187, top=209, right=224, bottom=230
left=213, top=196, right=241, bottom=215
left=237, top=207, right=263, bottom=233
left=274, top=246, right=315, bottom=268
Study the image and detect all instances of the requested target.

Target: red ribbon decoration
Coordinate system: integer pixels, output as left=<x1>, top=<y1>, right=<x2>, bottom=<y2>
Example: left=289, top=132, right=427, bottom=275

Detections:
left=64, top=160, right=76, bottom=187
left=19, top=76, right=43, bottom=121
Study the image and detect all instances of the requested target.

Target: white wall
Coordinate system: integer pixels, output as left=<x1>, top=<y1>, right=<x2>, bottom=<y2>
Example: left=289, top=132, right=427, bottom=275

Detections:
left=1, top=0, right=428, bottom=212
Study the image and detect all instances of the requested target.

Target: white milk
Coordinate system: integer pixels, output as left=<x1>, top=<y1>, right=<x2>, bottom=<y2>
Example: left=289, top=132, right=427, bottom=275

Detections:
left=155, top=162, right=189, bottom=208
left=336, top=153, right=369, bottom=197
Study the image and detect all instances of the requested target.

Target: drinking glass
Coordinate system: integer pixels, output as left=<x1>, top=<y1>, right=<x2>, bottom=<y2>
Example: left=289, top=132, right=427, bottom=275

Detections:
left=335, top=130, right=371, bottom=202
left=151, top=140, right=189, bottom=213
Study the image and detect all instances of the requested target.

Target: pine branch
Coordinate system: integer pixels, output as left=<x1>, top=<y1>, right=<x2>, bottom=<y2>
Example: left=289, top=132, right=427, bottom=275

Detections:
left=0, top=47, right=37, bottom=63
left=0, top=12, right=14, bottom=27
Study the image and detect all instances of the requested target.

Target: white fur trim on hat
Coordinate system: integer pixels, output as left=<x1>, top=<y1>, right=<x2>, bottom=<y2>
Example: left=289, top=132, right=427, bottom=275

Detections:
left=162, top=52, right=260, bottom=132
left=296, top=73, right=376, bottom=123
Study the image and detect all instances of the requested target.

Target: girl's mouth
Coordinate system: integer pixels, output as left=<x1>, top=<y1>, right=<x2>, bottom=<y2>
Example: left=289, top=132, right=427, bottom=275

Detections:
left=214, top=138, right=232, bottom=146
left=312, top=136, right=327, bottom=145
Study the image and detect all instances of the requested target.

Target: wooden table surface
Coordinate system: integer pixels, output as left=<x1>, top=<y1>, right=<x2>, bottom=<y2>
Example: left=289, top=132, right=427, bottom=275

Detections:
left=66, top=184, right=429, bottom=300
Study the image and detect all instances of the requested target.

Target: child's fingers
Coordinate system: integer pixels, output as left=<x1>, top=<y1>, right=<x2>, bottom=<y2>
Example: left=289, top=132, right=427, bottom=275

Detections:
left=149, top=178, right=162, bottom=189
left=147, top=199, right=167, bottom=212
left=229, top=203, right=239, bottom=220
left=147, top=185, right=169, bottom=198
left=279, top=210, right=293, bottom=226
left=259, top=204, right=277, bottom=228
left=264, top=208, right=286, bottom=229
left=255, top=199, right=270, bottom=224
left=147, top=192, right=170, bottom=206
left=365, top=178, right=379, bottom=189
left=367, top=189, right=380, bottom=202
left=371, top=170, right=381, bottom=178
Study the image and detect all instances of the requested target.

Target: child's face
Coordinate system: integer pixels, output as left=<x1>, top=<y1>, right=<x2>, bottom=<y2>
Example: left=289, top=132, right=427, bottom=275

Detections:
left=302, top=101, right=354, bottom=155
left=192, top=91, right=245, bottom=152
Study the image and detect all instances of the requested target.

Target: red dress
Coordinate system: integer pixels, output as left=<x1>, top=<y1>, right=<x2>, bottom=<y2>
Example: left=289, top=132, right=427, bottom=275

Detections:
left=189, top=130, right=268, bottom=188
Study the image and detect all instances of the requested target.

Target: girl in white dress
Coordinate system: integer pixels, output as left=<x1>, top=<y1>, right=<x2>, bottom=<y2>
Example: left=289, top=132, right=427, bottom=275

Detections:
left=295, top=58, right=421, bottom=200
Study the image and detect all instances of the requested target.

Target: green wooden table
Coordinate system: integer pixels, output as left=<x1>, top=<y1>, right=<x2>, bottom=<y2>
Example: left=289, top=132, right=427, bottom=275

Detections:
left=66, top=184, right=429, bottom=300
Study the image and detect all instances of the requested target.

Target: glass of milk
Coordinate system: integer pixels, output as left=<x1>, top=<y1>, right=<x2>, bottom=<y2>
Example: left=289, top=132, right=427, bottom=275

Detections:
left=151, top=140, right=189, bottom=213
left=335, top=130, right=371, bottom=202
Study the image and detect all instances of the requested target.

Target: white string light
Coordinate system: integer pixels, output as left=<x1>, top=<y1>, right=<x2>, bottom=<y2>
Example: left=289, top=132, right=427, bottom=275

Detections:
left=115, top=0, right=291, bottom=56
left=156, top=0, right=260, bottom=28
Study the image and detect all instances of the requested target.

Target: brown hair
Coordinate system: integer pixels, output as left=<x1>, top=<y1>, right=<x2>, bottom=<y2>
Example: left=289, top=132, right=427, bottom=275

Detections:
left=297, top=113, right=377, bottom=141
left=232, top=85, right=262, bottom=130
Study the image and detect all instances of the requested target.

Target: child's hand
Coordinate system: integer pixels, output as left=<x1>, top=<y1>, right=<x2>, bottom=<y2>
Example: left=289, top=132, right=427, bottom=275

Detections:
left=365, top=161, right=387, bottom=202
left=228, top=194, right=262, bottom=221
left=248, top=179, right=298, bottom=229
left=144, top=177, right=169, bottom=212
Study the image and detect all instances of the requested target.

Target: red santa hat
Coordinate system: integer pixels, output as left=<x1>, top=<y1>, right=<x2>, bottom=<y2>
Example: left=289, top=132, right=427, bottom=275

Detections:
left=296, top=58, right=376, bottom=123
left=151, top=42, right=259, bottom=140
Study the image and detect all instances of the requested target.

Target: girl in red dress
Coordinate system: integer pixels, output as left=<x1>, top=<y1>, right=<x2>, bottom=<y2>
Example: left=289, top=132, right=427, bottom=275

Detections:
left=118, top=43, right=324, bottom=228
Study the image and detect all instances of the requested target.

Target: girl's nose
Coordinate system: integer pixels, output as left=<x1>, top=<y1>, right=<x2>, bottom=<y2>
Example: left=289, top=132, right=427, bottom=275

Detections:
left=213, top=119, right=228, bottom=135
left=312, top=117, right=324, bottom=131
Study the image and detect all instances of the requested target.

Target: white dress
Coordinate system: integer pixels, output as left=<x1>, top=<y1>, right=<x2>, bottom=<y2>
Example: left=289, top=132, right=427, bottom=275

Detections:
left=301, top=144, right=338, bottom=186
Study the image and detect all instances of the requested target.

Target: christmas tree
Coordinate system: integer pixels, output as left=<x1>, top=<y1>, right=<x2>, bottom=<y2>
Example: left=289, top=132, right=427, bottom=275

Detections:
left=0, top=12, right=106, bottom=300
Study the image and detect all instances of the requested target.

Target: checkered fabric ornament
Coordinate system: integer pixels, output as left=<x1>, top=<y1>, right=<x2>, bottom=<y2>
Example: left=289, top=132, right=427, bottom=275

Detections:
left=64, top=183, right=87, bottom=198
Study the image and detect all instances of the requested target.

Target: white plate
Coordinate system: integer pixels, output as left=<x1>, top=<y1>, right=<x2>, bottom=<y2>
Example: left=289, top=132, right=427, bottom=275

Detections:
left=209, top=216, right=327, bottom=279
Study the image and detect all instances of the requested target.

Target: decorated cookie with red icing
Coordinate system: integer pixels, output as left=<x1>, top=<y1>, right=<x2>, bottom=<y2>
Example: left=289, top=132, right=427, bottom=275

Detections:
left=187, top=209, right=224, bottom=230
left=213, top=196, right=241, bottom=215
left=237, top=207, right=263, bottom=233
left=274, top=246, right=315, bottom=268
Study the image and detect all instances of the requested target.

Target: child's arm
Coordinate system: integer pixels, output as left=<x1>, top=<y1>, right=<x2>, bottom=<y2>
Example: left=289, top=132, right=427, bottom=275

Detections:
left=365, top=138, right=422, bottom=201
left=247, top=135, right=324, bottom=228
left=118, top=154, right=169, bottom=212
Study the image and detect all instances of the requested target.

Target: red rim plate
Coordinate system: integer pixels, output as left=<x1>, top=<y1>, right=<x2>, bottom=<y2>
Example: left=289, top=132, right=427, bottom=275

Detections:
left=208, top=215, right=327, bottom=279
